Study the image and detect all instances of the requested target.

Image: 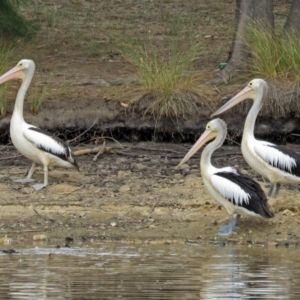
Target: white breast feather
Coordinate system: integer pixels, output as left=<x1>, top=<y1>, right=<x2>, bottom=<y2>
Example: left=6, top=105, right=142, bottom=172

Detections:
left=254, top=142, right=296, bottom=172
left=24, top=129, right=66, bottom=155
left=211, top=174, right=250, bottom=206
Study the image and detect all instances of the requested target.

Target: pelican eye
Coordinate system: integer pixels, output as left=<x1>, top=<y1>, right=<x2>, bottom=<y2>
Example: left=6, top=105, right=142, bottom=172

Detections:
left=249, top=82, right=253, bottom=86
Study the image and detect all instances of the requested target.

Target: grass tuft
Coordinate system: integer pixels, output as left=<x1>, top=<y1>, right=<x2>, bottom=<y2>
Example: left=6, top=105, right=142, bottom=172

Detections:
left=118, top=37, right=211, bottom=122
left=245, top=21, right=300, bottom=80
left=0, top=39, right=14, bottom=116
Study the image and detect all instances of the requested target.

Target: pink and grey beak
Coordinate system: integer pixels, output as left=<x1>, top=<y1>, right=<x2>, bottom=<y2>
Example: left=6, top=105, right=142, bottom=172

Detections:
left=0, top=65, right=25, bottom=85
left=176, top=129, right=217, bottom=169
left=211, top=85, right=255, bottom=118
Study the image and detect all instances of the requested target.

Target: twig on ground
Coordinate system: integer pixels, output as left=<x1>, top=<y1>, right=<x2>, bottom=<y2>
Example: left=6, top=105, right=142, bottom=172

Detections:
left=93, top=141, right=106, bottom=161
left=58, top=184, right=85, bottom=195
left=89, top=136, right=123, bottom=148
left=33, top=208, right=55, bottom=222
left=150, top=197, right=160, bottom=213
left=0, top=154, right=22, bottom=161
left=74, top=146, right=112, bottom=156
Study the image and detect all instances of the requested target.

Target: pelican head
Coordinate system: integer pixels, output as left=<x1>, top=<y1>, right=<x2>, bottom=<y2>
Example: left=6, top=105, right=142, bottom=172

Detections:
left=0, top=59, right=35, bottom=85
left=176, top=118, right=226, bottom=169
left=211, top=78, right=268, bottom=118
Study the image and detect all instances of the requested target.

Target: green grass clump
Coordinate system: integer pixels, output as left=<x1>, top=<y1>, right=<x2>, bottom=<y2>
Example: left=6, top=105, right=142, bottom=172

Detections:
left=245, top=22, right=300, bottom=80
left=119, top=38, right=207, bottom=122
left=0, top=39, right=14, bottom=116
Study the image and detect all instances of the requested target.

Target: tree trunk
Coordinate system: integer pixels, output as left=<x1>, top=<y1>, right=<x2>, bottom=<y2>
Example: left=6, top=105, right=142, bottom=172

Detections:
left=284, top=0, right=300, bottom=35
left=209, top=0, right=274, bottom=85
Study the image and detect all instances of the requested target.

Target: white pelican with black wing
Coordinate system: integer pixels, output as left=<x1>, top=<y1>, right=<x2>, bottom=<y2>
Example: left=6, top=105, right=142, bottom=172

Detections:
left=0, top=59, right=78, bottom=190
left=211, top=79, right=300, bottom=197
left=176, top=118, right=274, bottom=236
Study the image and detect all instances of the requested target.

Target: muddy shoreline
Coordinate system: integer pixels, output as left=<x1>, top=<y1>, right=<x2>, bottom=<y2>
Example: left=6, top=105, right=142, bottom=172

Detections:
left=0, top=140, right=300, bottom=247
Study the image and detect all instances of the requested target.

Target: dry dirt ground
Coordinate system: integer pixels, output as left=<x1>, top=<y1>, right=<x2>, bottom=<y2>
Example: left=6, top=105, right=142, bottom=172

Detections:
left=0, top=141, right=300, bottom=247
left=0, top=1, right=299, bottom=247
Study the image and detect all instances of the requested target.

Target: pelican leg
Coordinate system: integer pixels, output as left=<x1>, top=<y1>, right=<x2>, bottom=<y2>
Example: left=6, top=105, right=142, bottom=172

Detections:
left=274, top=183, right=281, bottom=197
left=15, top=162, right=36, bottom=183
left=32, top=165, right=48, bottom=190
left=267, top=183, right=275, bottom=197
left=218, top=214, right=241, bottom=236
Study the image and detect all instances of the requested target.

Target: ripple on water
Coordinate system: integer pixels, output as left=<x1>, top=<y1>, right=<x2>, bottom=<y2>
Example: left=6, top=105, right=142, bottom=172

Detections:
left=0, top=243, right=298, bottom=299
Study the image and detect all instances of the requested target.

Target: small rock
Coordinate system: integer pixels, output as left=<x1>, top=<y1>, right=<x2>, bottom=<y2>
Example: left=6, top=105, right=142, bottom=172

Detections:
left=265, top=241, right=278, bottom=248
left=116, top=157, right=127, bottom=164
left=117, top=171, right=130, bottom=178
left=150, top=159, right=160, bottom=164
left=2, top=249, right=17, bottom=254
left=178, top=164, right=190, bottom=170
left=72, top=78, right=110, bottom=87
left=135, top=163, right=147, bottom=170
left=110, top=221, right=117, bottom=227
left=290, top=206, right=299, bottom=212
left=174, top=173, right=183, bottom=180
left=119, top=185, right=131, bottom=193
left=281, top=209, right=295, bottom=216
left=110, top=77, right=138, bottom=86
left=33, top=234, right=48, bottom=241
left=149, top=224, right=156, bottom=229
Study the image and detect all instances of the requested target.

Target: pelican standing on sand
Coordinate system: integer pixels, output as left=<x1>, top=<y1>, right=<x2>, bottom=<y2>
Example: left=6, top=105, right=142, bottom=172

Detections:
left=0, top=59, right=78, bottom=190
left=211, top=79, right=300, bottom=197
left=176, top=118, right=273, bottom=236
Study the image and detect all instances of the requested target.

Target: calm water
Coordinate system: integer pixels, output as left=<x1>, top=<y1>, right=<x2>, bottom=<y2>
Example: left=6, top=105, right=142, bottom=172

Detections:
left=0, top=241, right=299, bottom=299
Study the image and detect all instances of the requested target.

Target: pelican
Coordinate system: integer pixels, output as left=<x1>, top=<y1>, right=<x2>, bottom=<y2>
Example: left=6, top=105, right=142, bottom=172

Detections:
left=211, top=78, right=300, bottom=197
left=176, top=118, right=274, bottom=236
left=0, top=59, right=78, bottom=190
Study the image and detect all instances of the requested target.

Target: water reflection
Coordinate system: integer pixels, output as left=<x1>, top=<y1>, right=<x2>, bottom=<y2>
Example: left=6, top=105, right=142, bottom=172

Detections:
left=200, top=247, right=292, bottom=299
left=0, top=243, right=298, bottom=299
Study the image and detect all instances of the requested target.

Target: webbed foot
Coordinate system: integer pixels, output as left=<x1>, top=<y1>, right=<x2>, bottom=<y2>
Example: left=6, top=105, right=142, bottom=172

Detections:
left=32, top=183, right=47, bottom=190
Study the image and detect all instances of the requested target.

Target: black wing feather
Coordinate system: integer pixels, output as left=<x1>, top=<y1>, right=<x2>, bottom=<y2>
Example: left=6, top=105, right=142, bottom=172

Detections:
left=216, top=171, right=274, bottom=218
left=28, top=127, right=78, bottom=169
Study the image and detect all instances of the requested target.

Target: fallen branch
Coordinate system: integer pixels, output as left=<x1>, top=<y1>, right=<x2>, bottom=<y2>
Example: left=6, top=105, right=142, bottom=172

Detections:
left=74, top=146, right=113, bottom=156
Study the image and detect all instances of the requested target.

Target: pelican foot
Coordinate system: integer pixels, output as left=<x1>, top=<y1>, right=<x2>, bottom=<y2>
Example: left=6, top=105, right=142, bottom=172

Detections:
left=219, top=224, right=239, bottom=233
left=15, top=178, right=35, bottom=183
left=218, top=225, right=237, bottom=236
left=32, top=183, right=47, bottom=190
left=217, top=214, right=241, bottom=236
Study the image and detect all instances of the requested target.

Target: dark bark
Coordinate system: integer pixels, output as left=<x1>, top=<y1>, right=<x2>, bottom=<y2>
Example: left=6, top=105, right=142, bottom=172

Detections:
left=284, top=0, right=300, bottom=35
left=208, top=0, right=274, bottom=85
